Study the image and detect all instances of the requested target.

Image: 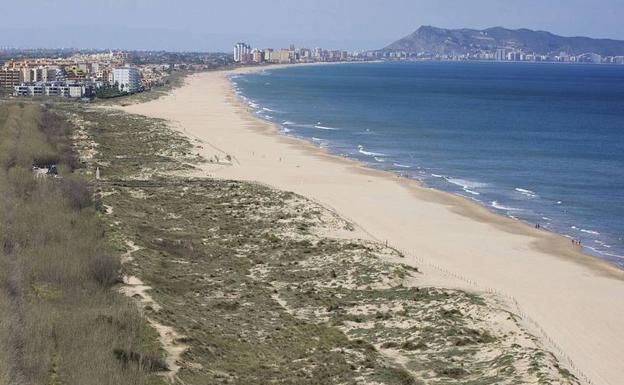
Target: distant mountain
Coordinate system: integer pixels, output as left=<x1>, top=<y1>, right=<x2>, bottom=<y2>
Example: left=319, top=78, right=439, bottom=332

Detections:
left=382, top=26, right=624, bottom=56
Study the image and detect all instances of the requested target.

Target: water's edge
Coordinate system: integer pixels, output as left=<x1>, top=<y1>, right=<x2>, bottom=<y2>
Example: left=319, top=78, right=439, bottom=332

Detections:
left=228, top=64, right=623, bottom=269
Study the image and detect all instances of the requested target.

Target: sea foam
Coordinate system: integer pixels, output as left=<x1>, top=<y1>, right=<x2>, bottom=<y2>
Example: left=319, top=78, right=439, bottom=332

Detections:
left=447, top=178, right=486, bottom=196
left=358, top=145, right=385, bottom=157
left=314, top=125, right=340, bottom=130
left=571, top=226, right=600, bottom=235
left=515, top=188, right=538, bottom=198
left=491, top=201, right=522, bottom=211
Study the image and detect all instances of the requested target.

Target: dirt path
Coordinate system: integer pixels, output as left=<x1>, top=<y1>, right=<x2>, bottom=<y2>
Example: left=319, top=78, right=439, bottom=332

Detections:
left=119, top=240, right=188, bottom=383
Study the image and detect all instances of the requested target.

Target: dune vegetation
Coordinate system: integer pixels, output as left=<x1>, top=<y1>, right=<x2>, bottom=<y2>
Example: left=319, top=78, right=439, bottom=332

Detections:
left=52, top=103, right=579, bottom=385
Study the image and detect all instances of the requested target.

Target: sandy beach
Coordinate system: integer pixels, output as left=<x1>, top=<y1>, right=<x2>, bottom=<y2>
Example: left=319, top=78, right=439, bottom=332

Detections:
left=120, top=65, right=624, bottom=385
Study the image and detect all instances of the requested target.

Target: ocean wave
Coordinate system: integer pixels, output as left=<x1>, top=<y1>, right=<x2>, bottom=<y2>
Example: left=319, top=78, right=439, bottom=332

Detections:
left=374, top=157, right=385, bottom=163
left=262, top=107, right=279, bottom=113
left=463, top=189, right=481, bottom=196
left=249, top=102, right=259, bottom=108
left=358, top=145, right=385, bottom=157
left=585, top=246, right=624, bottom=260
left=491, top=201, right=522, bottom=211
left=571, top=226, right=600, bottom=235
left=393, top=163, right=411, bottom=168
left=431, top=174, right=444, bottom=178
left=314, top=125, right=340, bottom=130
left=283, top=121, right=295, bottom=126
left=515, top=187, right=538, bottom=198
left=446, top=177, right=487, bottom=195
left=311, top=137, right=329, bottom=148
left=447, top=178, right=487, bottom=189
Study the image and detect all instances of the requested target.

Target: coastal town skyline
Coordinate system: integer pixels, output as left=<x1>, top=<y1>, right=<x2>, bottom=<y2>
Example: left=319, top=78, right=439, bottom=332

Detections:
left=0, top=0, right=623, bottom=51
left=2, top=22, right=623, bottom=101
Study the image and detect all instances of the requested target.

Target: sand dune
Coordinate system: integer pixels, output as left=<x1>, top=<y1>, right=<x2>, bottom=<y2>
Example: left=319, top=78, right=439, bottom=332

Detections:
left=120, top=67, right=624, bottom=385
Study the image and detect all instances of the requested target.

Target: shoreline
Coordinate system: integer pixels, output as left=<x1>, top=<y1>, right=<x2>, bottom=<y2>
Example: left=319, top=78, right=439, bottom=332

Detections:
left=231, top=63, right=622, bottom=277
left=120, top=64, right=624, bottom=385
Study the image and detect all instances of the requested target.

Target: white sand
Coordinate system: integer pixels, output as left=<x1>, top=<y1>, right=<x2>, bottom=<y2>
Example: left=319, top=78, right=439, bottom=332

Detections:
left=120, top=66, right=624, bottom=385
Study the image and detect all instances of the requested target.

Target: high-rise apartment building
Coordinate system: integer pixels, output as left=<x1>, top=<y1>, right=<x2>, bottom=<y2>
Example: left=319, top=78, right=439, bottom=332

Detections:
left=234, top=42, right=251, bottom=63
left=113, top=67, right=141, bottom=93
left=263, top=49, right=275, bottom=62
left=0, top=69, right=20, bottom=93
left=252, top=49, right=264, bottom=63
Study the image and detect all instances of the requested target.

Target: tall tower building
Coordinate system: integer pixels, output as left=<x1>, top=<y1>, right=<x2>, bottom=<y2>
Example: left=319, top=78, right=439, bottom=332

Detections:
left=495, top=49, right=506, bottom=61
left=234, top=42, right=251, bottom=63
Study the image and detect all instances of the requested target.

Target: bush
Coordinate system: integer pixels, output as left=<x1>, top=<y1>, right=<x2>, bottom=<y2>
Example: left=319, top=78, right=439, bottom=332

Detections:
left=434, top=367, right=468, bottom=379
left=32, top=152, right=60, bottom=168
left=400, top=340, right=427, bottom=351
left=113, top=349, right=168, bottom=372
left=62, top=178, right=93, bottom=211
left=88, top=254, right=121, bottom=288
left=40, top=111, right=80, bottom=170
left=141, top=353, right=169, bottom=372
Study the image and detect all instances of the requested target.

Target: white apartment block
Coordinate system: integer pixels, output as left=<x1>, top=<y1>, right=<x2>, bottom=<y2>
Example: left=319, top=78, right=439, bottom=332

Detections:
left=14, top=82, right=88, bottom=98
left=113, top=67, right=141, bottom=93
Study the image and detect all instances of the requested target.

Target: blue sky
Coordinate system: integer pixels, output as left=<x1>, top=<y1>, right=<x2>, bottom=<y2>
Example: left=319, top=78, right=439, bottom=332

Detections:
left=1, top=0, right=622, bottom=51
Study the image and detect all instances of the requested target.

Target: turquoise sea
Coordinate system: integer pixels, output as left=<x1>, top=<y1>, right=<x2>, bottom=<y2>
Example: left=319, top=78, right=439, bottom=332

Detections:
left=231, top=62, right=624, bottom=268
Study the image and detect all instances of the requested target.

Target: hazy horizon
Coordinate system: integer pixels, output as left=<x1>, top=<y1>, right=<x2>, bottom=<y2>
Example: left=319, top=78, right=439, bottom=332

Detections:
left=1, top=0, right=623, bottom=52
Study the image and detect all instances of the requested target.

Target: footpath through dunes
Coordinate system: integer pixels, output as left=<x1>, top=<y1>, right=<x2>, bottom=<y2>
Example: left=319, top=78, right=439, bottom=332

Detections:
left=118, top=68, right=624, bottom=385
left=0, top=103, right=164, bottom=385
left=62, top=103, right=582, bottom=385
